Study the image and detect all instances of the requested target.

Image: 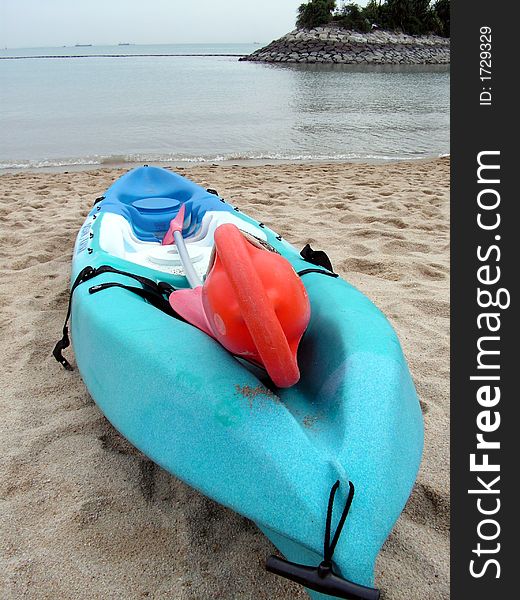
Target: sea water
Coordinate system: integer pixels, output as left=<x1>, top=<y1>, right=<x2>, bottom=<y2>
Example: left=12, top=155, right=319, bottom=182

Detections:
left=0, top=43, right=449, bottom=170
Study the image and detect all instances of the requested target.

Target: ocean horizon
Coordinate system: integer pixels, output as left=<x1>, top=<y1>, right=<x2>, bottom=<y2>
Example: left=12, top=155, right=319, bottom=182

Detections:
left=0, top=43, right=449, bottom=171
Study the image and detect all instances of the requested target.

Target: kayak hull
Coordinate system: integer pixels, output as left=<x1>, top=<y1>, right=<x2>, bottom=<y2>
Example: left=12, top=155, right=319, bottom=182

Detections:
left=70, top=166, right=423, bottom=598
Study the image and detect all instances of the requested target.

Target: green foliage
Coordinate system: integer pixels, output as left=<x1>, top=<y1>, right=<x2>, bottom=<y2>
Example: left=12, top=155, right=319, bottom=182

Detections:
left=433, top=0, right=450, bottom=36
left=296, top=0, right=337, bottom=29
left=333, top=2, right=371, bottom=32
left=363, top=1, right=383, bottom=24
left=380, top=0, right=438, bottom=34
left=297, top=0, right=450, bottom=37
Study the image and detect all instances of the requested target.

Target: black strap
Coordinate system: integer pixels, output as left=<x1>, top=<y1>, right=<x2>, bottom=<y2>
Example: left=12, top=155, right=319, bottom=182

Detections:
left=266, top=480, right=380, bottom=600
left=324, top=480, right=355, bottom=566
left=300, top=243, right=335, bottom=272
left=298, top=268, right=339, bottom=278
left=88, top=282, right=183, bottom=320
left=93, top=264, right=176, bottom=295
left=52, top=266, right=98, bottom=370
left=53, top=265, right=177, bottom=370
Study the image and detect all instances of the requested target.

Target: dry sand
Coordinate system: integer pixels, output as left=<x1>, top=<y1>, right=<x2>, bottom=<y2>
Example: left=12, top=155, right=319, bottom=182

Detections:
left=0, top=158, right=449, bottom=599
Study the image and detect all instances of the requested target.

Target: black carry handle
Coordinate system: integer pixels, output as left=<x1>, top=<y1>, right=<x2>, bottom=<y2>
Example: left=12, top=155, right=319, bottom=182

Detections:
left=266, top=481, right=380, bottom=600
left=266, top=556, right=380, bottom=600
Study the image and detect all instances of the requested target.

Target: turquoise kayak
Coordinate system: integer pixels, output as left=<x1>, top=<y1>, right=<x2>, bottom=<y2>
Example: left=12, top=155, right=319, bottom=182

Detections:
left=56, top=165, right=423, bottom=599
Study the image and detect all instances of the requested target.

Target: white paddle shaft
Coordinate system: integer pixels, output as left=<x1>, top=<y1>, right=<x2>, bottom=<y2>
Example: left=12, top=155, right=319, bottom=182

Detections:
left=173, top=230, right=203, bottom=288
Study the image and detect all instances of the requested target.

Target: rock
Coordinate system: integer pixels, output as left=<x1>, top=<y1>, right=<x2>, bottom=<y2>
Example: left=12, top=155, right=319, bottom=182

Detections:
left=239, top=25, right=450, bottom=65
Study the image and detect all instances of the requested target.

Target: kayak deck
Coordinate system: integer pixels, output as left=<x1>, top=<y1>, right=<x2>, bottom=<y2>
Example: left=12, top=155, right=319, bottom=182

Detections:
left=69, top=166, right=424, bottom=599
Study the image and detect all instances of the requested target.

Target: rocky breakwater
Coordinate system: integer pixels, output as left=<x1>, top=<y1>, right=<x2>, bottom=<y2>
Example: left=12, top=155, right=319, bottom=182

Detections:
left=239, top=27, right=450, bottom=65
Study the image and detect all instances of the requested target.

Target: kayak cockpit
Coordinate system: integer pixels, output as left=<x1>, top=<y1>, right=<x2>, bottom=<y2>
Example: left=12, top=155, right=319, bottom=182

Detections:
left=100, top=167, right=235, bottom=242
left=96, top=209, right=268, bottom=277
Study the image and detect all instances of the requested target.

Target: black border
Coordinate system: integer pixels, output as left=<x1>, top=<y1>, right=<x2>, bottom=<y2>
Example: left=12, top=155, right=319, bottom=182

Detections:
left=451, top=1, right=515, bottom=597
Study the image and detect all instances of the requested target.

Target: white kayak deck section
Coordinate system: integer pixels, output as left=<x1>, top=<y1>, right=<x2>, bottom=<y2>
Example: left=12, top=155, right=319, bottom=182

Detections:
left=98, top=210, right=268, bottom=277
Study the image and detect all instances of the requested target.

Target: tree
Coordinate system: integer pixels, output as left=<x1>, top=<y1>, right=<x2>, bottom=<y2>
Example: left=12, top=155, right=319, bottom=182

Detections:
left=433, top=0, right=450, bottom=36
left=295, top=0, right=450, bottom=37
left=296, top=0, right=337, bottom=29
left=363, top=1, right=384, bottom=24
left=375, top=1, right=443, bottom=35
left=334, top=2, right=371, bottom=32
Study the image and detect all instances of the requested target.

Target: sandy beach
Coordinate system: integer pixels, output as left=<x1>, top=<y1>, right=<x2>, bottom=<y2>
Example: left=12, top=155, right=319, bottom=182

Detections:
left=0, top=158, right=449, bottom=599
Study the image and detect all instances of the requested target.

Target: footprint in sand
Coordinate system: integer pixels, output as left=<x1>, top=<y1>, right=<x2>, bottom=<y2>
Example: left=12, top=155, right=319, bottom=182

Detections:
left=417, top=264, right=447, bottom=280
left=405, top=481, right=450, bottom=534
left=340, top=257, right=403, bottom=281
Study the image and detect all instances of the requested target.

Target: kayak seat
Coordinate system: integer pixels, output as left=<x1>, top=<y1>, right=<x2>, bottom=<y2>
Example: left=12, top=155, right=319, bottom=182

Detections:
left=123, top=196, right=236, bottom=241
left=128, top=196, right=182, bottom=240
left=132, top=197, right=181, bottom=212
left=97, top=209, right=268, bottom=277
left=99, top=193, right=235, bottom=242
left=100, top=166, right=235, bottom=243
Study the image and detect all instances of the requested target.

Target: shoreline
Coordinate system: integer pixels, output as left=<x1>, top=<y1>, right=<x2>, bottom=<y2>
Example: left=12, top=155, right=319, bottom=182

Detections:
left=0, top=154, right=450, bottom=176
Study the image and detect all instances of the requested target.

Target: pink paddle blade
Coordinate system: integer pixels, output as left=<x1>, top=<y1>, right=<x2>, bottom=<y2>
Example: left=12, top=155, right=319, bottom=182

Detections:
left=169, top=287, right=214, bottom=337
left=162, top=203, right=186, bottom=245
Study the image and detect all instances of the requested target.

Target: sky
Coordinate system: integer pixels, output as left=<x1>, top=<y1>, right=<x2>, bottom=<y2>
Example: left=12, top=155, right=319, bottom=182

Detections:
left=0, top=0, right=372, bottom=49
left=0, top=0, right=307, bottom=48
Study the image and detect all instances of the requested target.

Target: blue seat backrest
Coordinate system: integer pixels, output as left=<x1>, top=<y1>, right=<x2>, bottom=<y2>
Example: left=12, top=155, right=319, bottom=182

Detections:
left=98, top=166, right=234, bottom=241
